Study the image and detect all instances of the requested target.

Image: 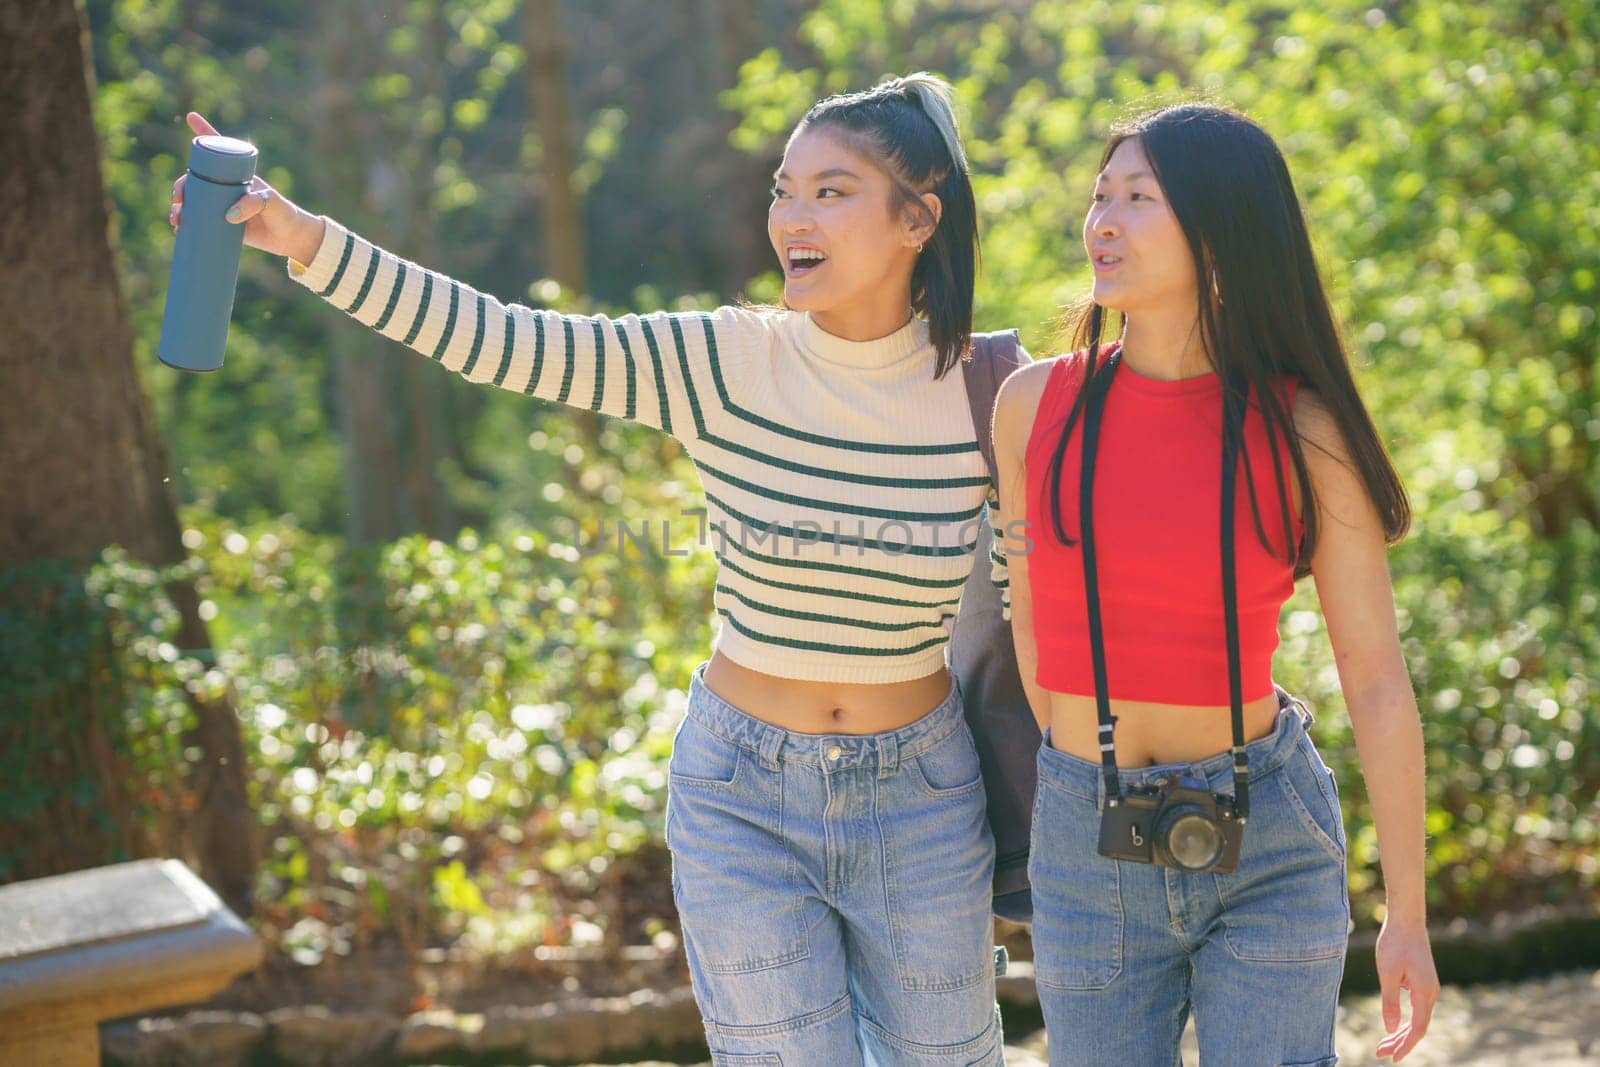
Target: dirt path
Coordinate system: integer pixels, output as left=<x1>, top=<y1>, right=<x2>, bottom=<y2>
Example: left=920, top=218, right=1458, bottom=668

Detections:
left=1010, top=967, right=1600, bottom=1066
left=587, top=968, right=1599, bottom=1067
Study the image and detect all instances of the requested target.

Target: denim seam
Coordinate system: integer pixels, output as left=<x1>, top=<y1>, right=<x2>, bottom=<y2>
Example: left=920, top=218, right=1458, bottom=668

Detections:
left=884, top=771, right=992, bottom=993
left=1034, top=858, right=1124, bottom=990
left=1033, top=830, right=1125, bottom=990
left=1300, top=738, right=1347, bottom=854
left=856, top=1004, right=1002, bottom=1058
left=776, top=759, right=811, bottom=971
left=1216, top=775, right=1347, bottom=964
left=668, top=720, right=743, bottom=790
left=707, top=1054, right=781, bottom=1067
left=1035, top=759, right=1099, bottom=804
left=697, top=938, right=810, bottom=975
left=703, top=991, right=852, bottom=1039
left=911, top=727, right=986, bottom=799
left=667, top=750, right=743, bottom=790
left=1277, top=765, right=1346, bottom=865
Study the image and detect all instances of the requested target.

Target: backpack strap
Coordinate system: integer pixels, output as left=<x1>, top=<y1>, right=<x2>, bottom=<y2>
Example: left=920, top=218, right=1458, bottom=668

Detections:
left=962, top=330, right=1028, bottom=487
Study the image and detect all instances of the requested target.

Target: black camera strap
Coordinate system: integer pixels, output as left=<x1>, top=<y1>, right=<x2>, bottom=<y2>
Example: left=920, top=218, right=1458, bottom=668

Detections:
left=1078, top=347, right=1251, bottom=819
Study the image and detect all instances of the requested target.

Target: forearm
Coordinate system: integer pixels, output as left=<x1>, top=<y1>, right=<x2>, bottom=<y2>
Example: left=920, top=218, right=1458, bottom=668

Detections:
left=1346, top=676, right=1428, bottom=924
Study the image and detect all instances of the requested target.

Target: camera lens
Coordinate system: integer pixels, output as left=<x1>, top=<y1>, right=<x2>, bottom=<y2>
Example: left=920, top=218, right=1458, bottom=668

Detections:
left=1160, top=809, right=1224, bottom=871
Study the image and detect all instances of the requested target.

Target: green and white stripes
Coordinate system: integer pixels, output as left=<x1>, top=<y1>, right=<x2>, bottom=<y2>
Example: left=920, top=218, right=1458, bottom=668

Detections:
left=289, top=218, right=1012, bottom=684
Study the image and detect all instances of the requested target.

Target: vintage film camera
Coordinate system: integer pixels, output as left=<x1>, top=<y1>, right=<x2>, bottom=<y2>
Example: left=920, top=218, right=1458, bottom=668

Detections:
left=1096, top=774, right=1244, bottom=874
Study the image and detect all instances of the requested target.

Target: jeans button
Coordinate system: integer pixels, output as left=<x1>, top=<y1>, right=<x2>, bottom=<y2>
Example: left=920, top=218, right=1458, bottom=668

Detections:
left=826, top=745, right=843, bottom=761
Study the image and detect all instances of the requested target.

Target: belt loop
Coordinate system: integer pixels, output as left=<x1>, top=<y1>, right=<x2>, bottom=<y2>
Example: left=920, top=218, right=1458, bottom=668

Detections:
left=1095, top=767, right=1108, bottom=813
left=878, top=734, right=899, bottom=779
left=758, top=729, right=783, bottom=772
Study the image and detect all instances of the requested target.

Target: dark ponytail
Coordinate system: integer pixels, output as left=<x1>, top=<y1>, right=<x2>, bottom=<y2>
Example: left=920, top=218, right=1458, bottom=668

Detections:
left=798, top=73, right=979, bottom=379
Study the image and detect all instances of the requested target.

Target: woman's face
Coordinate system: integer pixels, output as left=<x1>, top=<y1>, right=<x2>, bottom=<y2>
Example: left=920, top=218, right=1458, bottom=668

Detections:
left=1083, top=137, right=1198, bottom=315
left=768, top=126, right=927, bottom=317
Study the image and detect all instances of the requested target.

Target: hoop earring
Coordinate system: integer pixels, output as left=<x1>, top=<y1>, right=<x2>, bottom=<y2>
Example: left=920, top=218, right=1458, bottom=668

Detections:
left=1211, top=267, right=1224, bottom=305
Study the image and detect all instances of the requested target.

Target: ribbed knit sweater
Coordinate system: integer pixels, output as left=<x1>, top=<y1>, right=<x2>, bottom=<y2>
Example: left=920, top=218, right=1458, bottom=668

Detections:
left=289, top=218, right=1011, bottom=684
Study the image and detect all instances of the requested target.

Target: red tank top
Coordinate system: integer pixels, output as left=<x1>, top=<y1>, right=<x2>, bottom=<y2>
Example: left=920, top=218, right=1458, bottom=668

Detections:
left=1023, top=346, right=1303, bottom=705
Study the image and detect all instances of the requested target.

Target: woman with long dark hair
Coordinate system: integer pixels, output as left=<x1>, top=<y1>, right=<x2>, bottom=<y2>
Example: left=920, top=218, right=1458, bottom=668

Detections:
left=992, top=103, right=1439, bottom=1064
left=172, top=74, right=1015, bottom=1064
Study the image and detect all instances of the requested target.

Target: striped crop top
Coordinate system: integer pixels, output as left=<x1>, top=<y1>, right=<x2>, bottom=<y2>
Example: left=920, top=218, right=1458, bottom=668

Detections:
left=288, top=218, right=1013, bottom=684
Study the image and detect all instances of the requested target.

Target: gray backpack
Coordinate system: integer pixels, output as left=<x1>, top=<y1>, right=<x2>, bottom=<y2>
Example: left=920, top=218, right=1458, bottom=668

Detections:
left=953, top=331, right=1039, bottom=924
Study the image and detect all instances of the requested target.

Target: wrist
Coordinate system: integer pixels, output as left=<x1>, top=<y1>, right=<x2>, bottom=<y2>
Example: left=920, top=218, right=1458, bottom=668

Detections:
left=1382, top=900, right=1428, bottom=929
left=288, top=211, right=326, bottom=267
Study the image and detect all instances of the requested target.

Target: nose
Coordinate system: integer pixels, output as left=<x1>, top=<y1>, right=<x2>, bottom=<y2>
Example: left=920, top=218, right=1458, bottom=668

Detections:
left=774, top=199, right=816, bottom=235
left=1092, top=206, right=1120, bottom=239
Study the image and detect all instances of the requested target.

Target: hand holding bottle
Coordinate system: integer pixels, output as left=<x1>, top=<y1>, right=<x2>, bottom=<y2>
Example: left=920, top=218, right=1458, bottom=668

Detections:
left=167, top=112, right=324, bottom=265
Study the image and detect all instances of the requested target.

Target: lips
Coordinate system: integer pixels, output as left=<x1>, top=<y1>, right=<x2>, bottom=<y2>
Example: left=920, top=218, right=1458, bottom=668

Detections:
left=1092, top=250, right=1122, bottom=273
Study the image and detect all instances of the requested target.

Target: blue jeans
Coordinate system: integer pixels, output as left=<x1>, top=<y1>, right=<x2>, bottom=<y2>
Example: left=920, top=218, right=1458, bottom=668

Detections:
left=1030, top=693, right=1348, bottom=1067
left=666, top=662, right=1006, bottom=1066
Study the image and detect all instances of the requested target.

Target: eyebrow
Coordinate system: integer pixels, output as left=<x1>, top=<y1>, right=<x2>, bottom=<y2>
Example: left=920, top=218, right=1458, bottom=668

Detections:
left=772, top=167, right=863, bottom=182
left=1096, top=170, right=1156, bottom=182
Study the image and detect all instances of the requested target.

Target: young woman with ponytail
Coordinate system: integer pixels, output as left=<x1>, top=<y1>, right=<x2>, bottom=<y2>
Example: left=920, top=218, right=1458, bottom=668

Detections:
left=992, top=104, right=1439, bottom=1064
left=173, top=74, right=1015, bottom=1065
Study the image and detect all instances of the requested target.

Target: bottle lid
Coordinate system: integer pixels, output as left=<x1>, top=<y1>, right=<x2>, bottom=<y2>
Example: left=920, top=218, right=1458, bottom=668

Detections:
left=188, top=135, right=258, bottom=184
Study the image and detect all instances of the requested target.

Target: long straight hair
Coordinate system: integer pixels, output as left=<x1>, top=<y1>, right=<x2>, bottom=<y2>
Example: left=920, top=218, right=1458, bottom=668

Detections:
left=1045, top=104, right=1409, bottom=576
left=798, top=73, right=980, bottom=380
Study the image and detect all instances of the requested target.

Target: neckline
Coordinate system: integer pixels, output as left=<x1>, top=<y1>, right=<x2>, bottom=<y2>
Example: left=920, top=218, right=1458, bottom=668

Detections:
left=799, top=312, right=931, bottom=370
left=1109, top=341, right=1223, bottom=397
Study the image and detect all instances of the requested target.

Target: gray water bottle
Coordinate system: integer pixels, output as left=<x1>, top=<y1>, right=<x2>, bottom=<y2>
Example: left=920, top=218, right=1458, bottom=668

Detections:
left=157, top=134, right=259, bottom=372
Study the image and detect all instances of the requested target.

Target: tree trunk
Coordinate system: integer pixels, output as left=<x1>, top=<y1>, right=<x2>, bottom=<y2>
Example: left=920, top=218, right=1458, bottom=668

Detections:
left=524, top=0, right=605, bottom=465
left=312, top=3, right=408, bottom=544
left=0, top=0, right=257, bottom=915
left=525, top=0, right=587, bottom=295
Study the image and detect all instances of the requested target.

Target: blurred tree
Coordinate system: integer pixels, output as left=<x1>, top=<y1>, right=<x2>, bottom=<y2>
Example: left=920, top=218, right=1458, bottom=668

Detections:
left=524, top=0, right=606, bottom=485
left=0, top=0, right=256, bottom=915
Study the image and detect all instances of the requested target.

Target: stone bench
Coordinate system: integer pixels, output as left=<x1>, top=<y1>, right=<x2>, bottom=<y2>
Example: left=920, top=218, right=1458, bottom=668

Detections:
left=0, top=858, right=261, bottom=1066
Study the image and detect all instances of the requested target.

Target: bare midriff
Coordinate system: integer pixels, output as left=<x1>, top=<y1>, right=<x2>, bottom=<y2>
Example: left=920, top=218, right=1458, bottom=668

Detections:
left=1045, top=690, right=1283, bottom=767
left=701, top=651, right=954, bottom=735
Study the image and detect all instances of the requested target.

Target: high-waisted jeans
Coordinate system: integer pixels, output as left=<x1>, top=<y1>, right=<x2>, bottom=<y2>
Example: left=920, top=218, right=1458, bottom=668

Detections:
left=1030, top=692, right=1348, bottom=1067
left=666, top=661, right=1006, bottom=1066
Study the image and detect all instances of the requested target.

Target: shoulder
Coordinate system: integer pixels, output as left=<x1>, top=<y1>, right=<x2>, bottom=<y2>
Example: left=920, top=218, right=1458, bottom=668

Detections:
left=995, top=353, right=1058, bottom=408
left=993, top=354, right=1069, bottom=461
left=649, top=305, right=779, bottom=366
left=702, top=303, right=782, bottom=337
left=1290, top=384, right=1347, bottom=463
left=996, top=349, right=1091, bottom=416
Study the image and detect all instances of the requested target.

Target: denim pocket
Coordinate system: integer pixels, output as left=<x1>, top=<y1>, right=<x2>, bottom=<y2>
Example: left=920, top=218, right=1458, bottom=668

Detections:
left=1217, top=751, right=1350, bottom=963
left=666, top=723, right=808, bottom=976
left=1280, top=738, right=1347, bottom=864
left=668, top=716, right=741, bottom=788
left=1029, top=762, right=1124, bottom=990
left=912, top=724, right=984, bottom=798
left=885, top=746, right=995, bottom=992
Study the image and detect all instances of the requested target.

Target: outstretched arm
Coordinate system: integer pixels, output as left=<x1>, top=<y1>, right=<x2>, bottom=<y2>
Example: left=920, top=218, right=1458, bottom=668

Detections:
left=170, top=112, right=757, bottom=442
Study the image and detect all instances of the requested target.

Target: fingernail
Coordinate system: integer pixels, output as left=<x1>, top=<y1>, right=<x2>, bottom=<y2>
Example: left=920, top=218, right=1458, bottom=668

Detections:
left=226, top=204, right=242, bottom=222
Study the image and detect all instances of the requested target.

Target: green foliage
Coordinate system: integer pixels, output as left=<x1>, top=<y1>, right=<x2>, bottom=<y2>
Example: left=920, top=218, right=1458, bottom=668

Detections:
left=178, top=506, right=713, bottom=960
left=0, top=554, right=200, bottom=881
